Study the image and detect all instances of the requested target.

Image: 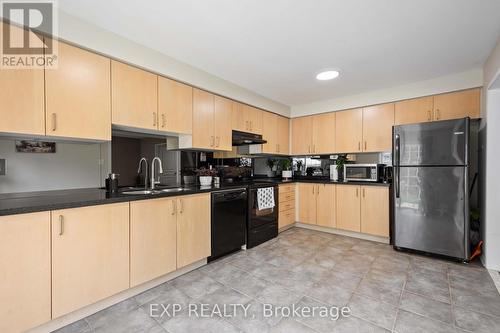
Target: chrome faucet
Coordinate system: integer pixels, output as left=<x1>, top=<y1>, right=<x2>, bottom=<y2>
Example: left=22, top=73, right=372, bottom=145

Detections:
left=137, top=157, right=148, bottom=190
left=151, top=157, right=163, bottom=190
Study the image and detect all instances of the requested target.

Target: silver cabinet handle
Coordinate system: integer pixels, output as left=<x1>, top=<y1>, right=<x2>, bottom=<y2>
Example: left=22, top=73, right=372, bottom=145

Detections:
left=356, top=188, right=359, bottom=197
left=161, top=114, right=166, bottom=128
left=364, top=141, right=367, bottom=151
left=312, top=186, right=314, bottom=194
left=59, top=215, right=64, bottom=235
left=153, top=112, right=157, bottom=127
left=362, top=188, right=365, bottom=198
left=358, top=142, right=361, bottom=151
left=171, top=200, right=176, bottom=215
left=435, top=109, right=440, bottom=120
left=179, top=199, right=183, bottom=214
left=51, top=113, right=57, bottom=131
left=216, top=136, right=220, bottom=147
left=427, top=110, right=432, bottom=121
left=316, top=185, right=319, bottom=195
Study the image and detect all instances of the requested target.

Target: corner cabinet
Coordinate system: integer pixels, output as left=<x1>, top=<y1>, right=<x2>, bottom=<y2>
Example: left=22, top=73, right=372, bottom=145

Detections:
left=158, top=77, right=193, bottom=134
left=51, top=203, right=130, bottom=318
left=0, top=212, right=51, bottom=333
left=45, top=41, right=111, bottom=140
left=111, top=61, right=158, bottom=131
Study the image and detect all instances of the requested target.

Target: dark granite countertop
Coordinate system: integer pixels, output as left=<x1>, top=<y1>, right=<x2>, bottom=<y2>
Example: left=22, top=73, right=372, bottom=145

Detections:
left=0, top=179, right=390, bottom=216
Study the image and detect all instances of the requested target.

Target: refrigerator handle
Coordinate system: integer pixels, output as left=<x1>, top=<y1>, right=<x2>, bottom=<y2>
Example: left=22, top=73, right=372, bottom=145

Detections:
left=395, top=133, right=400, bottom=198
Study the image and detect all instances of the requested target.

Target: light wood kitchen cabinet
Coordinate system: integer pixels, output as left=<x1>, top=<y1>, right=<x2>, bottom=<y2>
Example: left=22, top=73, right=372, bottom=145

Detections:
left=0, top=212, right=51, bottom=333
left=277, top=116, right=290, bottom=155
left=130, top=198, right=177, bottom=287
left=111, top=61, right=158, bottom=130
left=262, top=111, right=278, bottom=154
left=291, top=116, right=313, bottom=155
left=336, top=185, right=361, bottom=232
left=45, top=41, right=111, bottom=140
left=335, top=108, right=363, bottom=153
left=361, top=186, right=389, bottom=237
left=297, top=183, right=317, bottom=224
left=316, top=184, right=336, bottom=228
left=395, top=96, right=434, bottom=125
left=176, top=194, right=211, bottom=268
left=192, top=89, right=232, bottom=151
left=278, top=184, right=295, bottom=229
left=231, top=102, right=263, bottom=134
left=362, top=103, right=395, bottom=152
left=433, top=88, right=481, bottom=120
left=0, top=23, right=45, bottom=136
left=158, top=77, right=193, bottom=134
left=51, top=203, right=129, bottom=318
left=312, top=113, right=336, bottom=154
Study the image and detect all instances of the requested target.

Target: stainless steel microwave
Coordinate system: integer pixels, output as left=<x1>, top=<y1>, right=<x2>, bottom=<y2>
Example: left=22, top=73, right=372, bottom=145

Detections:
left=344, top=164, right=384, bottom=182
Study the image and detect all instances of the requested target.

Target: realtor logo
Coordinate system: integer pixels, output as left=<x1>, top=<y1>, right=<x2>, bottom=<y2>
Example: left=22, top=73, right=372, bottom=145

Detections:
left=1, top=0, right=57, bottom=68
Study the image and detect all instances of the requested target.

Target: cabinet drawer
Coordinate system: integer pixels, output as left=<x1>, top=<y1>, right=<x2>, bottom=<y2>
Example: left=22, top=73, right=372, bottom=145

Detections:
left=279, top=208, right=295, bottom=228
left=279, top=192, right=295, bottom=203
left=279, top=200, right=295, bottom=212
left=279, top=184, right=295, bottom=194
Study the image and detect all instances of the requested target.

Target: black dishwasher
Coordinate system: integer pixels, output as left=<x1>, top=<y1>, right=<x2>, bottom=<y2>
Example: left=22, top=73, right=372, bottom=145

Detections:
left=209, top=188, right=247, bottom=261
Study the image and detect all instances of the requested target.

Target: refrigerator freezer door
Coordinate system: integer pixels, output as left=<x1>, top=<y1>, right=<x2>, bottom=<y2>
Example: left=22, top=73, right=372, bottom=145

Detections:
left=394, top=166, right=468, bottom=259
left=393, top=118, right=468, bottom=166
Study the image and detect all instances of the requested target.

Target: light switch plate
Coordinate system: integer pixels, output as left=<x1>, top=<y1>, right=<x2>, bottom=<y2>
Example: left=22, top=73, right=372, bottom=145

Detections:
left=0, top=159, right=5, bottom=175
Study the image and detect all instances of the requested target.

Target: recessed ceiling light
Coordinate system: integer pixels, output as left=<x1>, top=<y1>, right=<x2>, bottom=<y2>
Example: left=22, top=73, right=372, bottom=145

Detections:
left=316, top=70, right=340, bottom=81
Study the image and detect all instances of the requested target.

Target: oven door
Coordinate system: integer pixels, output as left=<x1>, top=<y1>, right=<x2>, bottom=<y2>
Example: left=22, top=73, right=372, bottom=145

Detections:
left=344, top=165, right=375, bottom=181
left=248, top=186, right=278, bottom=229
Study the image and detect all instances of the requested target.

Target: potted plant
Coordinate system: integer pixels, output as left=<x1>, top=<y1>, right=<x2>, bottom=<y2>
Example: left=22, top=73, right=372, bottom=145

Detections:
left=266, top=159, right=277, bottom=177
left=197, top=167, right=217, bottom=186
left=280, top=159, right=292, bottom=179
left=336, top=154, right=348, bottom=181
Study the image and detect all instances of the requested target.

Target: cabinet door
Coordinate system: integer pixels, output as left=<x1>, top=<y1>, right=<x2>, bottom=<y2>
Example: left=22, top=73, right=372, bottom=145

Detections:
left=0, top=23, right=45, bottom=136
left=335, top=109, right=363, bottom=153
left=51, top=203, right=129, bottom=318
left=158, top=77, right=193, bottom=134
left=246, top=105, right=263, bottom=134
left=130, top=198, right=177, bottom=287
left=232, top=102, right=247, bottom=132
left=433, top=88, right=481, bottom=120
left=214, top=96, right=233, bottom=151
left=46, top=42, right=111, bottom=140
left=312, top=112, right=336, bottom=154
left=277, top=116, right=290, bottom=155
left=111, top=61, right=158, bottom=130
left=336, top=185, right=361, bottom=232
left=361, top=186, right=389, bottom=237
left=262, top=111, right=278, bottom=154
left=0, top=212, right=51, bottom=333
left=177, top=194, right=211, bottom=268
left=192, top=89, right=215, bottom=149
left=297, top=183, right=317, bottom=224
left=279, top=209, right=295, bottom=229
left=395, top=96, right=433, bottom=125
left=362, top=103, right=394, bottom=152
left=317, top=184, right=336, bottom=228
left=291, top=117, right=313, bottom=155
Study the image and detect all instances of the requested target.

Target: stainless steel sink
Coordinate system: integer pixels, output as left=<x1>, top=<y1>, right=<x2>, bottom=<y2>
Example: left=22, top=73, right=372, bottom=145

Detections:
left=157, top=188, right=185, bottom=193
left=121, top=190, right=157, bottom=195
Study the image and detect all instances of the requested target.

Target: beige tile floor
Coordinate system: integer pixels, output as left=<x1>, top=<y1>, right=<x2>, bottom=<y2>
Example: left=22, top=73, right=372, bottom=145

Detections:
left=54, top=227, right=500, bottom=333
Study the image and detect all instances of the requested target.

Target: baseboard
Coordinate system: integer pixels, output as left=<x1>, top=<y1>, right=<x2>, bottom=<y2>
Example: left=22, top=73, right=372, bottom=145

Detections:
left=27, top=259, right=207, bottom=333
left=278, top=223, right=295, bottom=233
left=294, top=222, right=390, bottom=244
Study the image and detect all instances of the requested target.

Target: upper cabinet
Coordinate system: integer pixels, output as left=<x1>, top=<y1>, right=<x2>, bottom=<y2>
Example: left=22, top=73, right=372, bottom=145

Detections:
left=0, top=23, right=45, bottom=136
left=262, top=112, right=278, bottom=154
left=191, top=89, right=232, bottom=151
left=111, top=61, right=158, bottom=131
left=158, top=77, right=192, bottom=134
left=45, top=41, right=111, bottom=140
left=335, top=108, right=363, bottom=153
left=312, top=112, right=336, bottom=154
left=433, top=88, right=480, bottom=121
left=231, top=102, right=263, bottom=134
left=291, top=116, right=313, bottom=155
left=395, top=89, right=480, bottom=125
left=362, top=103, right=394, bottom=152
left=277, top=115, right=290, bottom=155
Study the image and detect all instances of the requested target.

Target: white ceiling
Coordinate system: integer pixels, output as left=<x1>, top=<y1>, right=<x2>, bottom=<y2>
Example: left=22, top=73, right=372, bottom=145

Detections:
left=57, top=0, right=500, bottom=106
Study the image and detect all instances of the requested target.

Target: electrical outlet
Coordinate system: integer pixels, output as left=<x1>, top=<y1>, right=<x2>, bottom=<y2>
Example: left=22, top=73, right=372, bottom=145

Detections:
left=0, top=159, right=5, bottom=175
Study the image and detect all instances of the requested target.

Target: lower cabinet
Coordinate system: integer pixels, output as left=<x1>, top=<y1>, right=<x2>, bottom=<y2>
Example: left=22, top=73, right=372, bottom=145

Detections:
left=297, top=183, right=335, bottom=227
left=360, top=186, right=390, bottom=237
left=176, top=193, right=211, bottom=268
left=0, top=212, right=51, bottom=333
left=336, top=185, right=362, bottom=232
left=130, top=198, right=177, bottom=287
left=298, top=183, right=317, bottom=224
left=278, top=184, right=296, bottom=229
left=51, top=203, right=130, bottom=318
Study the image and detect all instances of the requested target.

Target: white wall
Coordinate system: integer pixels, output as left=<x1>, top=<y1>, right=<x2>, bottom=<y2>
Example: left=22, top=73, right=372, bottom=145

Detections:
left=0, top=139, right=105, bottom=193
left=53, top=11, right=290, bottom=117
left=291, top=69, right=483, bottom=117
left=482, top=37, right=500, bottom=270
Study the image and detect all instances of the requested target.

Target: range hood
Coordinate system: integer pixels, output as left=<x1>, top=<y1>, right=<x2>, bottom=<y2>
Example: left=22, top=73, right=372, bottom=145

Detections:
left=232, top=130, right=267, bottom=146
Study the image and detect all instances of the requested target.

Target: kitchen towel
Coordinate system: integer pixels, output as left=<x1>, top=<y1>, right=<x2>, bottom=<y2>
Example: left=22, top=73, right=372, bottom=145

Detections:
left=257, top=187, right=275, bottom=210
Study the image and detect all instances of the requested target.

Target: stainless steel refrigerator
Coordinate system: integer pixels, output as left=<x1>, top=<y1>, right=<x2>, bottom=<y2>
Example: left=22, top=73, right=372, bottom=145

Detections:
left=393, top=118, right=471, bottom=261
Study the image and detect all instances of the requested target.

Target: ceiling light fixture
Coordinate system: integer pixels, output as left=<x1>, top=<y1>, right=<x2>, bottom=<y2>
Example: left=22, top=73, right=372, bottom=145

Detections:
left=316, top=70, right=340, bottom=81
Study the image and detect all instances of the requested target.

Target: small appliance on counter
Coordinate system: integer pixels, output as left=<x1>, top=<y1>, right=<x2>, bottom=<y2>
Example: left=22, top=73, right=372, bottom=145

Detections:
left=343, top=164, right=385, bottom=182
left=105, top=173, right=119, bottom=193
